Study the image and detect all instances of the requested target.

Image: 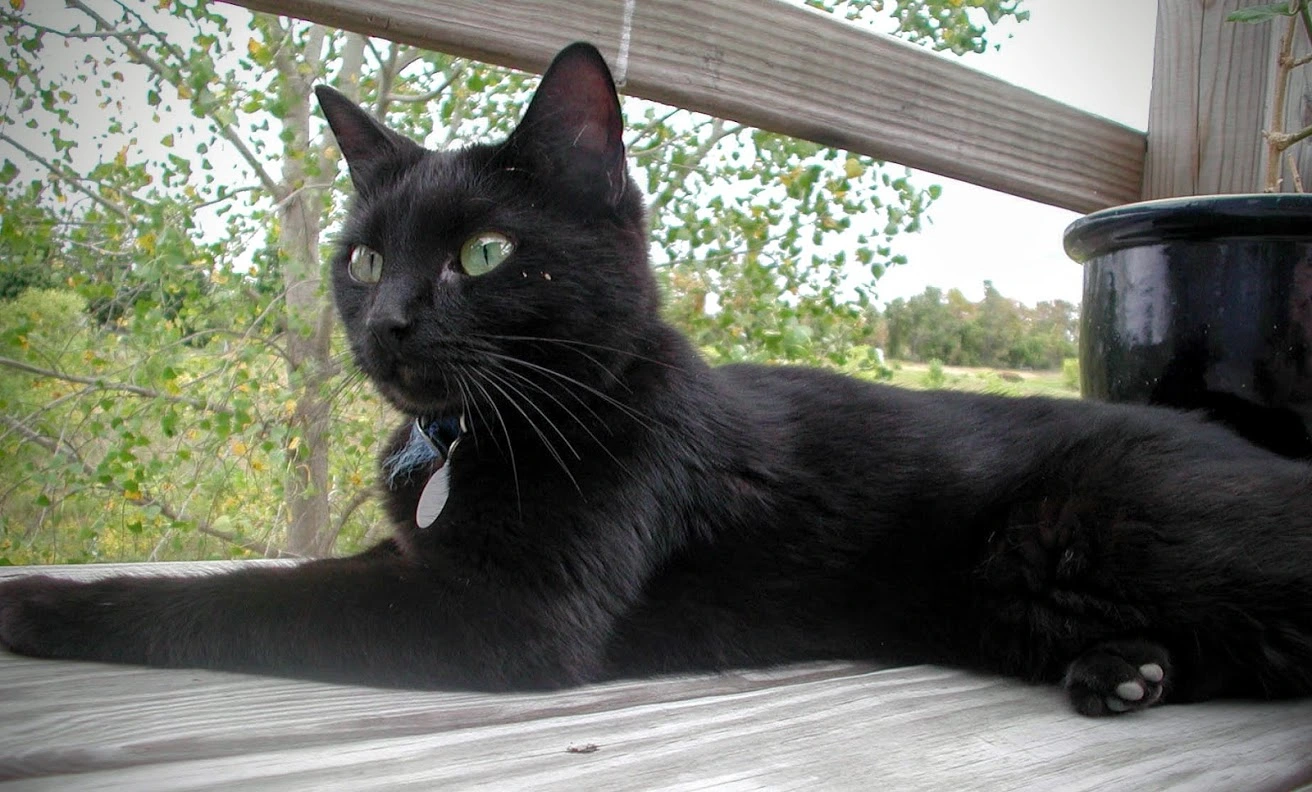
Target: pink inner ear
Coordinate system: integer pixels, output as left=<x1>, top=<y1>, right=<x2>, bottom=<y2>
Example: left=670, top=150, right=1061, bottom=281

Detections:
left=334, top=117, right=384, bottom=164
left=531, top=47, right=623, bottom=160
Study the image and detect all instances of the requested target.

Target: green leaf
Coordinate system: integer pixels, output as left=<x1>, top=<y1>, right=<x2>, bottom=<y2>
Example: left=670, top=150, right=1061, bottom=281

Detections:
left=1227, top=2, right=1299, bottom=23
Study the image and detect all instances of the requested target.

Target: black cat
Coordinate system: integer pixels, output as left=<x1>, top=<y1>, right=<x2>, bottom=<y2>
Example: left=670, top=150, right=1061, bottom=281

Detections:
left=2, top=43, right=1310, bottom=718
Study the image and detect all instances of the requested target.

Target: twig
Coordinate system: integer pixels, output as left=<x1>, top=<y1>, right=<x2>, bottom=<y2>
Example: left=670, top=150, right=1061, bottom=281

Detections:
left=626, top=107, right=683, bottom=149
left=1289, top=153, right=1307, bottom=191
left=1264, top=0, right=1307, bottom=190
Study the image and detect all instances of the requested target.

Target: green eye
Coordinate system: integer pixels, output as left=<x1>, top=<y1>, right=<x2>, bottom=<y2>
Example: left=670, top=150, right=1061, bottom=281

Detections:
left=348, top=245, right=383, bottom=283
left=459, top=232, right=514, bottom=276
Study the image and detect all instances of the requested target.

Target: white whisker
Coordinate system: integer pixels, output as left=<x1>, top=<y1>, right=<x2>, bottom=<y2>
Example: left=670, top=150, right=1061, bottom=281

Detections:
left=474, top=368, right=582, bottom=493
left=481, top=351, right=658, bottom=432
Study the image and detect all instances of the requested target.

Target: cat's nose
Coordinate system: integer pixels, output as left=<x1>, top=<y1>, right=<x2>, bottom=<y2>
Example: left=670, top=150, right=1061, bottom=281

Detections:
left=367, top=311, right=410, bottom=355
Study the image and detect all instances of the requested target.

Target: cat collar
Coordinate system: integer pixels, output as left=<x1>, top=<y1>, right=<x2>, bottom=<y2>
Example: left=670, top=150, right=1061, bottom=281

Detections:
left=382, top=415, right=466, bottom=528
left=417, top=415, right=465, bottom=460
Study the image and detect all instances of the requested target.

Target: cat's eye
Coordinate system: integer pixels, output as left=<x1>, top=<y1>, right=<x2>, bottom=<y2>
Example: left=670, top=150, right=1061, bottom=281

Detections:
left=459, top=232, right=514, bottom=277
left=348, top=245, right=384, bottom=283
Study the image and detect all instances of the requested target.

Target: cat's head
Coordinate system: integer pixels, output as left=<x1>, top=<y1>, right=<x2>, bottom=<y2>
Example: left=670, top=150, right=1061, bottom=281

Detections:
left=316, top=43, right=653, bottom=419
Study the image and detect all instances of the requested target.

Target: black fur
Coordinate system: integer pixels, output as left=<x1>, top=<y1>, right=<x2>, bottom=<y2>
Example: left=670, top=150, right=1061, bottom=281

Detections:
left=3, top=43, right=1311, bottom=717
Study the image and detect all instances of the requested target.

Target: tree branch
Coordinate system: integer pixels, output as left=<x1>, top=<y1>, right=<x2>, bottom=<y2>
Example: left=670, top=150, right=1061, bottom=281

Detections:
left=189, top=185, right=261, bottom=211
left=0, top=355, right=232, bottom=415
left=626, top=107, right=683, bottom=149
left=324, top=487, right=375, bottom=549
left=1271, top=123, right=1312, bottom=150
left=372, top=41, right=401, bottom=117
left=271, top=181, right=334, bottom=211
left=1, top=412, right=79, bottom=459
left=385, top=64, right=467, bottom=107
left=0, top=14, right=148, bottom=40
left=396, top=49, right=427, bottom=75
left=0, top=132, right=133, bottom=220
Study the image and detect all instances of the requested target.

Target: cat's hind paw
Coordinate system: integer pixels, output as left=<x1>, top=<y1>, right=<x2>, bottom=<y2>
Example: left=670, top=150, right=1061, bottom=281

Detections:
left=1064, top=639, right=1170, bottom=716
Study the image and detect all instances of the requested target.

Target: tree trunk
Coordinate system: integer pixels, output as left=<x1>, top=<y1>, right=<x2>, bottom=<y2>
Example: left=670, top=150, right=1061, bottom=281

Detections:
left=274, top=25, right=366, bottom=557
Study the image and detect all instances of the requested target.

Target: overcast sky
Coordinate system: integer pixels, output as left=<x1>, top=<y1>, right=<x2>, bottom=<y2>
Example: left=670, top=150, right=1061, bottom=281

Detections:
left=872, top=0, right=1157, bottom=307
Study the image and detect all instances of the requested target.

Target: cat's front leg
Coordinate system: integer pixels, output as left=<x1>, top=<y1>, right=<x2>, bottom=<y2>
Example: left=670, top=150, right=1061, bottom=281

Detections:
left=0, top=552, right=611, bottom=689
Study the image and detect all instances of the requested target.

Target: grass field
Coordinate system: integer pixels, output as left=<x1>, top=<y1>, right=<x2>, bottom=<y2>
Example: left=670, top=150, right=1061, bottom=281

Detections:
left=879, top=360, right=1079, bottom=399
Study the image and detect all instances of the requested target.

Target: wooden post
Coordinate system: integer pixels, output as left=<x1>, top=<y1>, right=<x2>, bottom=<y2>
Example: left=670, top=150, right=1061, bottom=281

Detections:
left=1145, top=0, right=1312, bottom=198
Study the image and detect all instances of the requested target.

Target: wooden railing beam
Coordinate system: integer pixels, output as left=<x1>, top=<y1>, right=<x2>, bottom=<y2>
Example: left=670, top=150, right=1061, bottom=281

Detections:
left=218, top=0, right=1146, bottom=214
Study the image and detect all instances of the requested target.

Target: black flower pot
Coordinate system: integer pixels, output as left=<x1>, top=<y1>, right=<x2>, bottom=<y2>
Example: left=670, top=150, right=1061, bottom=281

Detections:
left=1064, top=194, right=1312, bottom=458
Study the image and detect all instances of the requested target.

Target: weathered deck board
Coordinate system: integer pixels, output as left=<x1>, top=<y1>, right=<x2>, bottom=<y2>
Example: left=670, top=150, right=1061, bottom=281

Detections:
left=2, top=563, right=1311, bottom=790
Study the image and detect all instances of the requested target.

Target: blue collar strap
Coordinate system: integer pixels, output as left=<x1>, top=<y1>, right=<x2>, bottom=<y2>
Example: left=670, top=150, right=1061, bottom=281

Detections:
left=383, top=415, right=465, bottom=489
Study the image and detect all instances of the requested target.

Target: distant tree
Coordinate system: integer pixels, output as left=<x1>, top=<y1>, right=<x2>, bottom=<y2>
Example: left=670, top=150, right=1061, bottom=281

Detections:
left=881, top=283, right=1076, bottom=370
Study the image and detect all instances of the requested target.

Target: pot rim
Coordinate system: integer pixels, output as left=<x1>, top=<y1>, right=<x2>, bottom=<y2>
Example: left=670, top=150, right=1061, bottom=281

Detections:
left=1063, top=192, right=1312, bottom=263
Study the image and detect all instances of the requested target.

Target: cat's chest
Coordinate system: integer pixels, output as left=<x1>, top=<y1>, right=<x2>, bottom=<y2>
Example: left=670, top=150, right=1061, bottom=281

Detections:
left=383, top=422, right=629, bottom=536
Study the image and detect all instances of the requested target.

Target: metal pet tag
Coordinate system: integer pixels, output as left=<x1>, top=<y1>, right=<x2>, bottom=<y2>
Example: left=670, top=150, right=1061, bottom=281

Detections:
left=416, top=463, right=451, bottom=528
left=415, top=434, right=460, bottom=528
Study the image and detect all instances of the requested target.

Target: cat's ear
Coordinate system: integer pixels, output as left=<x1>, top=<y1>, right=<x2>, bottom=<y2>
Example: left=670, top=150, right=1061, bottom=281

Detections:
left=504, top=42, right=627, bottom=208
left=315, top=85, right=423, bottom=195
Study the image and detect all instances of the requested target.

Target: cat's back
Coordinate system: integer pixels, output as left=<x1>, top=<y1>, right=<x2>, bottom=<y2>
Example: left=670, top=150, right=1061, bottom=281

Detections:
left=705, top=362, right=966, bottom=493
left=700, top=360, right=1285, bottom=503
left=710, top=360, right=1028, bottom=449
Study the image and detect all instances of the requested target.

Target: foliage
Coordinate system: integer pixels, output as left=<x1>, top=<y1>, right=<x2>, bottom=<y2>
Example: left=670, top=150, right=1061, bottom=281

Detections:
left=1062, top=357, right=1080, bottom=391
left=883, top=282, right=1078, bottom=370
left=0, top=0, right=1026, bottom=563
left=806, top=0, right=1030, bottom=54
left=922, top=358, right=946, bottom=389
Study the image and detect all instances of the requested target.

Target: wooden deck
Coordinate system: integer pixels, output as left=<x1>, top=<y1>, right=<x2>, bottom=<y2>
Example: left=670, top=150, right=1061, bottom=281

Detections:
left=2, top=563, right=1311, bottom=791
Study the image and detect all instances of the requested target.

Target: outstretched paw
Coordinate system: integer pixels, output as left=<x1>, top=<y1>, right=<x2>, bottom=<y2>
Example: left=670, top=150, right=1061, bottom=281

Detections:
left=0, top=575, right=95, bottom=658
left=1064, top=639, right=1170, bottom=716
